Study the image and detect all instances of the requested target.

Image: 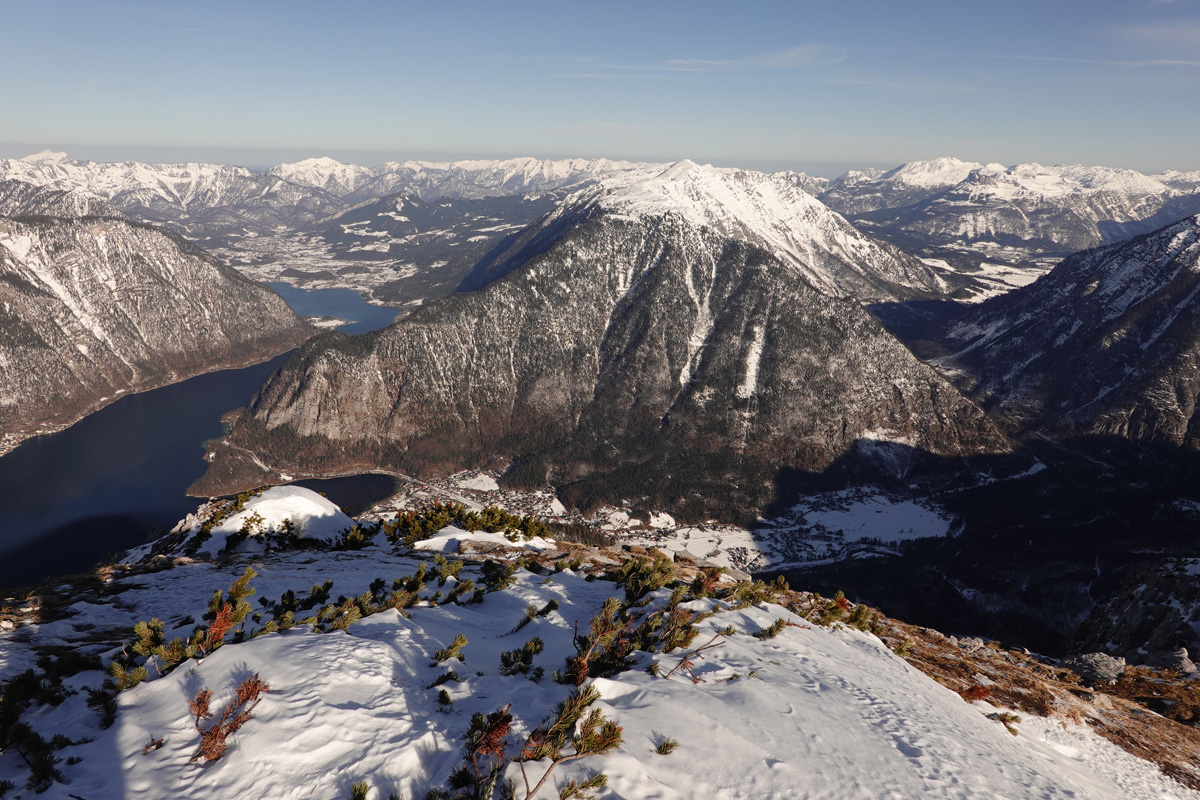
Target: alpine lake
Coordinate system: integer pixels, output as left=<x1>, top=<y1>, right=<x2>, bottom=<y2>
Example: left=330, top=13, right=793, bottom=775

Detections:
left=0, top=284, right=404, bottom=590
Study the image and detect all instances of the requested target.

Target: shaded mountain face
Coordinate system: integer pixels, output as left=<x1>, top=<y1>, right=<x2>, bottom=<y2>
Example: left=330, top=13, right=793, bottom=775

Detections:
left=194, top=170, right=1008, bottom=517
left=0, top=215, right=311, bottom=455
left=820, top=159, right=1200, bottom=296
left=940, top=215, right=1200, bottom=446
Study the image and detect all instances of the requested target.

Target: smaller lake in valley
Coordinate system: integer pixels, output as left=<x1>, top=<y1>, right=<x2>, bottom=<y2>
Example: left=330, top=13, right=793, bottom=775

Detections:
left=0, top=284, right=403, bottom=591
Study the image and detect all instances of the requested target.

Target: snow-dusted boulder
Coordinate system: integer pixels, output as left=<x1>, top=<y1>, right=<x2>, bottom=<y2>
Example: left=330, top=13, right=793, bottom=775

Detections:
left=185, top=486, right=355, bottom=556
left=412, top=525, right=556, bottom=554
left=1144, top=647, right=1198, bottom=675
left=1064, top=652, right=1127, bottom=684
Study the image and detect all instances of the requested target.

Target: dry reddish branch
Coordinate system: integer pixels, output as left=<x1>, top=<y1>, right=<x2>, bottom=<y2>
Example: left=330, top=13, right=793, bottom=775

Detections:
left=960, top=685, right=993, bottom=703
left=189, top=673, right=271, bottom=764
left=188, top=688, right=213, bottom=730
left=664, top=634, right=724, bottom=683
left=202, top=603, right=234, bottom=654
left=235, top=674, right=269, bottom=706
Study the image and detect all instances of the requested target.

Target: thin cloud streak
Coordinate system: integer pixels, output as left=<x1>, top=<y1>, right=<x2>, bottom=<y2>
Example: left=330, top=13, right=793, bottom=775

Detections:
left=860, top=44, right=1200, bottom=69
left=812, top=76, right=980, bottom=93
left=539, top=43, right=845, bottom=79
left=661, top=44, right=846, bottom=72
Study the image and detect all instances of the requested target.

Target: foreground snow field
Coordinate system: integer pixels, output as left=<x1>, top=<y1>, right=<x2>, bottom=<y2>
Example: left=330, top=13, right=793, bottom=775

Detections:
left=3, top=519, right=1197, bottom=799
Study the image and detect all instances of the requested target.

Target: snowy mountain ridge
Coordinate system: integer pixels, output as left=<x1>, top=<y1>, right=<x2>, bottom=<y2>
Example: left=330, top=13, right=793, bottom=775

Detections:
left=0, top=212, right=311, bottom=456
left=547, top=159, right=953, bottom=302
left=820, top=157, right=1200, bottom=279
left=940, top=214, right=1200, bottom=444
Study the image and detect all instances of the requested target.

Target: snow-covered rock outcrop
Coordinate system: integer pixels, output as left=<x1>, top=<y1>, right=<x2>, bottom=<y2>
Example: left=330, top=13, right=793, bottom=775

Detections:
left=174, top=486, right=356, bottom=557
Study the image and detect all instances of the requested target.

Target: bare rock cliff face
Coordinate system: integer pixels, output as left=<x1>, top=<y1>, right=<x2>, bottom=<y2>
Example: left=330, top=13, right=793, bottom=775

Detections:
left=942, top=215, right=1200, bottom=446
left=0, top=216, right=311, bottom=454
left=196, top=209, right=1007, bottom=517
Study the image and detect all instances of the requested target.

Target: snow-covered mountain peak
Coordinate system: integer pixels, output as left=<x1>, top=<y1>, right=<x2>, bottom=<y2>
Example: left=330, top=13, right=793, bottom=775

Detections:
left=269, top=156, right=376, bottom=194
left=884, top=157, right=984, bottom=187
left=559, top=161, right=951, bottom=300
left=20, top=149, right=71, bottom=163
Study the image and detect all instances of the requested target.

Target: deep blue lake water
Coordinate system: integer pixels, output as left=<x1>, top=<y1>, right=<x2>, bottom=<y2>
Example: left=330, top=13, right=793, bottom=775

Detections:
left=0, top=285, right=402, bottom=590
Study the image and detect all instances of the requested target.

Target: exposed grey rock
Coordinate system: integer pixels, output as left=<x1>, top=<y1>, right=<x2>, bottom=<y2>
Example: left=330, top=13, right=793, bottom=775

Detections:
left=0, top=215, right=311, bottom=455
left=1144, top=647, right=1197, bottom=675
left=952, top=636, right=986, bottom=653
left=1074, top=559, right=1200, bottom=660
left=940, top=215, right=1200, bottom=447
left=1063, top=652, right=1126, bottom=684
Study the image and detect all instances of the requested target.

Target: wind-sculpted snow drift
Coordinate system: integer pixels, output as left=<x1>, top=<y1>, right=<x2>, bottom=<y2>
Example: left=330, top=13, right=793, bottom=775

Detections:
left=196, top=163, right=1007, bottom=516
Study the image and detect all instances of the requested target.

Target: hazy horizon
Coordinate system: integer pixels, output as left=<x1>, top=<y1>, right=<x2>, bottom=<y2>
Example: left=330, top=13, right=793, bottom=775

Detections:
left=2, top=1, right=1197, bottom=176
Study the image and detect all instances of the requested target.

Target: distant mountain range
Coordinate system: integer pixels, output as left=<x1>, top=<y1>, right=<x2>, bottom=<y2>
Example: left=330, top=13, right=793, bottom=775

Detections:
left=815, top=157, right=1200, bottom=296
left=6, top=150, right=1198, bottom=307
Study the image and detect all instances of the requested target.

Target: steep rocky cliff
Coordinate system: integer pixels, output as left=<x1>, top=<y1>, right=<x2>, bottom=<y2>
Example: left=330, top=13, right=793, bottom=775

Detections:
left=195, top=164, right=1007, bottom=517
left=0, top=215, right=311, bottom=455
left=941, top=215, right=1200, bottom=446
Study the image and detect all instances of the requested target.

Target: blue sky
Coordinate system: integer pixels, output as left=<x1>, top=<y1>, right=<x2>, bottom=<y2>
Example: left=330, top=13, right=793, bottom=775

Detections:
left=1, top=0, right=1197, bottom=175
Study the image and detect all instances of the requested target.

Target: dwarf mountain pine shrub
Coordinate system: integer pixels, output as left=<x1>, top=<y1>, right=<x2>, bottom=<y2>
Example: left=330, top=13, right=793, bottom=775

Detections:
left=351, top=781, right=370, bottom=800
left=433, top=633, right=469, bottom=665
left=688, top=566, right=727, bottom=599
left=518, top=686, right=622, bottom=800
left=720, top=576, right=789, bottom=609
left=752, top=619, right=787, bottom=640
left=462, top=704, right=514, bottom=799
left=434, top=553, right=465, bottom=586
left=481, top=560, right=521, bottom=593
left=499, top=638, right=545, bottom=677
left=559, top=598, right=635, bottom=686
left=335, top=524, right=377, bottom=550
left=509, top=606, right=539, bottom=635
left=612, top=552, right=675, bottom=602
left=428, top=669, right=461, bottom=689
left=189, top=673, right=270, bottom=764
